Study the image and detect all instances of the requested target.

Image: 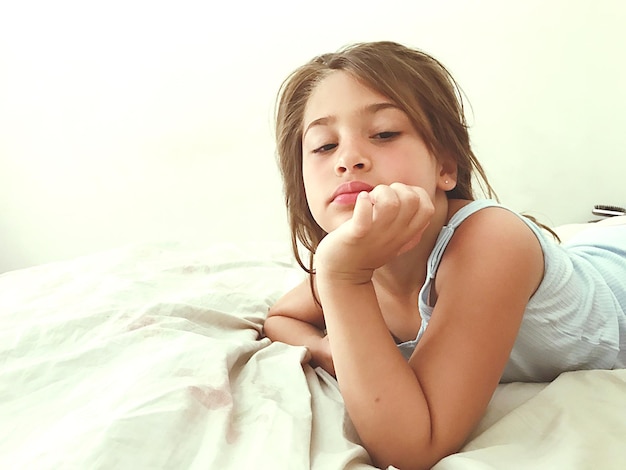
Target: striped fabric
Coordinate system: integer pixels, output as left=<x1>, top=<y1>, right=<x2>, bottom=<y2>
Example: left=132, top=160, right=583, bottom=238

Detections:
left=397, top=199, right=626, bottom=383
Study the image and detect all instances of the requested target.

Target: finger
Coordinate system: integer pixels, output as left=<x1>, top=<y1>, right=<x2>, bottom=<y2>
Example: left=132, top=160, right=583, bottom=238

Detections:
left=390, top=183, right=422, bottom=218
left=406, top=186, right=434, bottom=226
left=397, top=222, right=430, bottom=255
left=390, top=185, right=433, bottom=254
left=382, top=183, right=422, bottom=230
left=369, top=185, right=401, bottom=226
left=349, top=191, right=374, bottom=238
left=301, top=347, right=312, bottom=365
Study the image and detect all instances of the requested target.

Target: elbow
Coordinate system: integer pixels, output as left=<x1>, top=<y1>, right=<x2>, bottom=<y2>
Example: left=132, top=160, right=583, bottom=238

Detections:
left=266, top=303, right=281, bottom=319
left=365, top=428, right=461, bottom=470
left=263, top=308, right=279, bottom=340
left=372, top=448, right=456, bottom=470
left=264, top=304, right=282, bottom=331
left=263, top=303, right=291, bottom=341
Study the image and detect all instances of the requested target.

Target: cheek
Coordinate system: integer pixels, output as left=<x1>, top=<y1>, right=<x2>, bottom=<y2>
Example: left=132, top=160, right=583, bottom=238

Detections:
left=302, top=168, right=319, bottom=211
left=302, top=166, right=313, bottom=202
left=302, top=161, right=322, bottom=199
left=302, top=171, right=329, bottom=229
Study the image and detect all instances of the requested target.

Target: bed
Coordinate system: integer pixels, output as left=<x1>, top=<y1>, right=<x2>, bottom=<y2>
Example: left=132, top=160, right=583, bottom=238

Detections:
left=1, top=223, right=625, bottom=469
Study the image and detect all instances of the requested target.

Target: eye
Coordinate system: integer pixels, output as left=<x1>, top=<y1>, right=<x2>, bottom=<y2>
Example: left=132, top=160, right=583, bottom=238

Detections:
left=373, top=131, right=400, bottom=140
left=312, top=143, right=337, bottom=154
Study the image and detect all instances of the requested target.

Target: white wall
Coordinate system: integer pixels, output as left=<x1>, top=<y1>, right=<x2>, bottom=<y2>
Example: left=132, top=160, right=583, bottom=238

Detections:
left=1, top=0, right=625, bottom=273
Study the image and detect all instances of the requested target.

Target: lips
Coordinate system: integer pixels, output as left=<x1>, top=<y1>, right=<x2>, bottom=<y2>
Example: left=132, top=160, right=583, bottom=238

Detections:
left=330, top=181, right=374, bottom=204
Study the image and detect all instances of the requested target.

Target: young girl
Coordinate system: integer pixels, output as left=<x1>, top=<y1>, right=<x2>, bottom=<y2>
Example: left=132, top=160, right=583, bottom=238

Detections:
left=262, top=41, right=626, bottom=470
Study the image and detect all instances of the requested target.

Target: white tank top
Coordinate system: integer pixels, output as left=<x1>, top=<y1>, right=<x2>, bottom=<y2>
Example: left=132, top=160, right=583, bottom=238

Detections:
left=397, top=199, right=626, bottom=382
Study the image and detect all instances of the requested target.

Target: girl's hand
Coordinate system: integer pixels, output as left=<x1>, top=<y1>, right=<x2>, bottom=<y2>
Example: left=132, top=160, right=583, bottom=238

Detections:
left=302, top=335, right=335, bottom=376
left=315, top=183, right=434, bottom=284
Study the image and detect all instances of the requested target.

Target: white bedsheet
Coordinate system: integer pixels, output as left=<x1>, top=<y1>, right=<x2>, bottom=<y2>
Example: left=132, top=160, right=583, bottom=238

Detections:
left=1, top=241, right=624, bottom=469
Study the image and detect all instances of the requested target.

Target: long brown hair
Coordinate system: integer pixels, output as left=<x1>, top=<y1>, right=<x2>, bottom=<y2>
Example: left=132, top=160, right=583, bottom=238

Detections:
left=275, top=41, right=500, bottom=274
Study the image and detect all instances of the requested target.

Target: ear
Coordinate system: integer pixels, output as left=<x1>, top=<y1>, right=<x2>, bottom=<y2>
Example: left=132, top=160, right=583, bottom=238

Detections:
left=436, top=155, right=458, bottom=192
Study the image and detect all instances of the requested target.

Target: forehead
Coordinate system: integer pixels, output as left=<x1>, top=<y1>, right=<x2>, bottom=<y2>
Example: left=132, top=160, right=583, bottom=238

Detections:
left=303, top=71, right=393, bottom=126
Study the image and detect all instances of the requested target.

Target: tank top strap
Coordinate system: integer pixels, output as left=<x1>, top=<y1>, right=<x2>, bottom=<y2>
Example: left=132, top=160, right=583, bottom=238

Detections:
left=426, top=199, right=502, bottom=278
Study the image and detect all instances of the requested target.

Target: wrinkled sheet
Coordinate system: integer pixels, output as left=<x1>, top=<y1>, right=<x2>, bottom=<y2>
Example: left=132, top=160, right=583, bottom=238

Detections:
left=1, top=241, right=624, bottom=470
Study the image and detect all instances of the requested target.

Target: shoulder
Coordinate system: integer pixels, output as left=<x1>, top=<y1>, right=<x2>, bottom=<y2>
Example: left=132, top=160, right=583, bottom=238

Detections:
left=451, top=203, right=541, bottom=247
left=437, top=204, right=544, bottom=301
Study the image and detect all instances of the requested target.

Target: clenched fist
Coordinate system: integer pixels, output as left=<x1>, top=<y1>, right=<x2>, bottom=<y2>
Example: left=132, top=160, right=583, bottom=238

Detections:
left=315, top=183, right=434, bottom=284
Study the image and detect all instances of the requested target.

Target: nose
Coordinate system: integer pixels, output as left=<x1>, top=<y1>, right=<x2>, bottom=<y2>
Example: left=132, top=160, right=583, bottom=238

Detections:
left=334, top=140, right=371, bottom=175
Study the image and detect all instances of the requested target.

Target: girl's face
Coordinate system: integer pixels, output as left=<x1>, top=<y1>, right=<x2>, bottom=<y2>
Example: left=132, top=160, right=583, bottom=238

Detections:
left=301, top=71, right=452, bottom=233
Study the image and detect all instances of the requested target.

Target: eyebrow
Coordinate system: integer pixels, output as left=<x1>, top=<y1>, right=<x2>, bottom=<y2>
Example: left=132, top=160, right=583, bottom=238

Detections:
left=303, top=102, right=401, bottom=139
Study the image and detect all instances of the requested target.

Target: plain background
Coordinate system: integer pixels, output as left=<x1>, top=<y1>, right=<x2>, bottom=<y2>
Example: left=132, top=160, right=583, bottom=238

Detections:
left=1, top=0, right=625, bottom=273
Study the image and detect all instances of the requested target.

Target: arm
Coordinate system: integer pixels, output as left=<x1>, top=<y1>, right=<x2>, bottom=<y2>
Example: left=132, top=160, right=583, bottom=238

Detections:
left=316, top=191, right=543, bottom=469
left=263, top=278, right=335, bottom=375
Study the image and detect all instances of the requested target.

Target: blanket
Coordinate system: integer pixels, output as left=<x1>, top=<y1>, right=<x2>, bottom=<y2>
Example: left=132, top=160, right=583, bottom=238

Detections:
left=1, top=241, right=624, bottom=469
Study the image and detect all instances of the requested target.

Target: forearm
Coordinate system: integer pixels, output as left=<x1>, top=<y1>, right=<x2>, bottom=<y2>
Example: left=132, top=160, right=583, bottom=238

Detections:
left=264, top=313, right=324, bottom=347
left=263, top=313, right=333, bottom=372
left=316, top=276, right=437, bottom=470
